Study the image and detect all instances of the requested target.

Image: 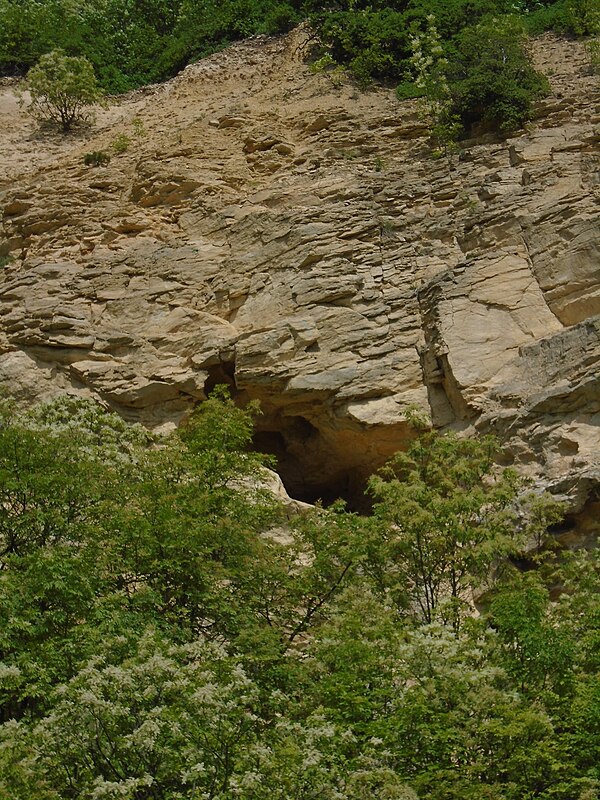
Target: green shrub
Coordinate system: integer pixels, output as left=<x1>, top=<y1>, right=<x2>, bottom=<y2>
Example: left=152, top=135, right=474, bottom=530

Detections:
left=0, top=0, right=590, bottom=141
left=83, top=150, right=110, bottom=167
left=524, top=1, right=573, bottom=34
left=0, top=0, right=76, bottom=74
left=403, top=0, right=514, bottom=39
left=111, top=132, right=131, bottom=153
left=263, top=2, right=300, bottom=34
left=448, top=15, right=550, bottom=135
left=408, top=14, right=463, bottom=152
left=22, top=49, right=104, bottom=132
left=309, top=52, right=336, bottom=72
left=565, top=0, right=600, bottom=33
left=395, top=80, right=425, bottom=99
left=312, top=3, right=552, bottom=135
left=526, top=0, right=600, bottom=34
left=587, top=37, right=600, bottom=71
left=317, top=8, right=410, bottom=84
left=132, top=116, right=146, bottom=137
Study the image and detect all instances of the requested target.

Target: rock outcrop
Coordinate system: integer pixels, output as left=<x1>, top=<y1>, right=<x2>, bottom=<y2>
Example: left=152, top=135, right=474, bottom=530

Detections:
left=0, top=31, right=598, bottom=524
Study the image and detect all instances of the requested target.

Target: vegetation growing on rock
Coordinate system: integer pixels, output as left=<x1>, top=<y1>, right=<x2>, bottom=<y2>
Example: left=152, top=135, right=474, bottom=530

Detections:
left=0, top=0, right=597, bottom=135
left=0, top=391, right=598, bottom=798
left=21, top=50, right=104, bottom=131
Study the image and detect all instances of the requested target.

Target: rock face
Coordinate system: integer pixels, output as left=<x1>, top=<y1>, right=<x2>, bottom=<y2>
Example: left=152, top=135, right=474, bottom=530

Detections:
left=0, top=32, right=598, bottom=522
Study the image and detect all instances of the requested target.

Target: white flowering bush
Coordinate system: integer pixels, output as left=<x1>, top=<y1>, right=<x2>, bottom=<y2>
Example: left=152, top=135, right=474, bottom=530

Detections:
left=3, top=632, right=264, bottom=799
left=408, top=15, right=462, bottom=154
left=21, top=395, right=154, bottom=464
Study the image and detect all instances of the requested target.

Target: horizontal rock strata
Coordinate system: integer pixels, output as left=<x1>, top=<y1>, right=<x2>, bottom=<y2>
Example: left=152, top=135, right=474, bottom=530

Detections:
left=0, top=31, right=598, bottom=521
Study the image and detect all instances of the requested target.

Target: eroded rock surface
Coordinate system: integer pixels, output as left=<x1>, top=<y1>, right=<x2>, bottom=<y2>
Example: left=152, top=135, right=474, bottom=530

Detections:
left=0, top=31, right=598, bottom=520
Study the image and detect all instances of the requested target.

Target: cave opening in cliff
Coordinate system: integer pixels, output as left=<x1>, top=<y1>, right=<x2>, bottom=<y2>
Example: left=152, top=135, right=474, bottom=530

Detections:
left=201, top=375, right=365, bottom=507
left=252, top=415, right=372, bottom=512
left=204, top=361, right=237, bottom=396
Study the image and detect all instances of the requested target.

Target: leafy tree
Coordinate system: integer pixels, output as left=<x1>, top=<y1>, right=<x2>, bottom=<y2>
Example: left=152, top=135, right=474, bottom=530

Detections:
left=306, top=596, right=561, bottom=800
left=0, top=398, right=142, bottom=719
left=555, top=549, right=600, bottom=672
left=0, top=0, right=593, bottom=101
left=386, top=623, right=559, bottom=800
left=489, top=573, right=575, bottom=696
left=448, top=15, right=550, bottom=134
left=263, top=2, right=301, bottom=33
left=305, top=585, right=406, bottom=730
left=0, top=399, right=116, bottom=565
left=367, top=431, right=561, bottom=630
left=22, top=49, right=104, bottom=131
left=0, top=391, right=595, bottom=800
left=0, top=0, right=66, bottom=74
left=0, top=632, right=266, bottom=799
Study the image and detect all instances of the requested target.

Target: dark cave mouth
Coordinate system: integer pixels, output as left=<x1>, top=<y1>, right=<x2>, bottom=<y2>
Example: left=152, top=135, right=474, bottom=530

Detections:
left=252, top=418, right=373, bottom=512
left=204, top=361, right=237, bottom=396
left=202, top=369, right=382, bottom=511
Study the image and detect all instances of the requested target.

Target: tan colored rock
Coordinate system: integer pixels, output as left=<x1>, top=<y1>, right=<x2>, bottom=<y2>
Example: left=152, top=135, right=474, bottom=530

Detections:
left=0, top=31, right=598, bottom=525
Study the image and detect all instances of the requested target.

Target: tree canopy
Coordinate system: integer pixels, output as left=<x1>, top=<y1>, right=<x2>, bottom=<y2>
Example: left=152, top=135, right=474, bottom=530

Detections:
left=0, top=391, right=597, bottom=799
left=22, top=49, right=104, bottom=131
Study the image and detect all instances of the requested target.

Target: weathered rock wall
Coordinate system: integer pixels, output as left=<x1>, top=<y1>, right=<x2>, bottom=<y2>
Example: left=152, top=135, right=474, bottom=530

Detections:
left=0, top=31, right=598, bottom=517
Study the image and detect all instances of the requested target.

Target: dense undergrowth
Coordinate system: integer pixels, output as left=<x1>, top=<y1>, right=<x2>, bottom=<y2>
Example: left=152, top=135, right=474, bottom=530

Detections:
left=0, top=391, right=599, bottom=799
left=1, top=1, right=598, bottom=135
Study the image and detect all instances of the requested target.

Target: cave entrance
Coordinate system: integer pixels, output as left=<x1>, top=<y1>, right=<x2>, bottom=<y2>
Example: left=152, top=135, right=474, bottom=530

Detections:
left=204, top=361, right=237, bottom=396
left=252, top=415, right=373, bottom=512
left=200, top=370, right=378, bottom=510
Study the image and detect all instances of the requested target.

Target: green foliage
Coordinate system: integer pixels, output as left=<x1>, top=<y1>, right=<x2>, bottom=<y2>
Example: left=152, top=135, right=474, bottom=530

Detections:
left=565, top=0, right=600, bottom=33
left=111, top=132, right=131, bottom=153
left=448, top=15, right=550, bottom=134
left=132, top=115, right=145, bottom=136
left=309, top=51, right=338, bottom=73
left=316, top=8, right=410, bottom=85
left=264, top=2, right=302, bottom=34
left=22, top=49, right=104, bottom=131
left=587, top=37, right=600, bottom=72
left=395, top=79, right=424, bottom=98
left=398, top=9, right=550, bottom=139
left=490, top=573, right=576, bottom=695
left=3, top=633, right=266, bottom=799
left=21, top=395, right=153, bottom=462
left=408, top=14, right=463, bottom=151
left=0, top=390, right=597, bottom=800
left=312, top=1, right=552, bottom=134
left=368, top=432, right=528, bottom=629
left=308, top=595, right=562, bottom=800
left=83, top=149, right=110, bottom=166
left=0, top=0, right=588, bottom=137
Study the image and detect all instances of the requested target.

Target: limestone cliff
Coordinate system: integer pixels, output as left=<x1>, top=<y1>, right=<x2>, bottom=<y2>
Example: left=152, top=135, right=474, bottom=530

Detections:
left=0, top=31, right=598, bottom=527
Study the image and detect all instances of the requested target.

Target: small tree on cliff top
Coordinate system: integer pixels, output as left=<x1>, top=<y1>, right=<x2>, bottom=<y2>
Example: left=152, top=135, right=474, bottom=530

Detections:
left=23, top=50, right=104, bottom=132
